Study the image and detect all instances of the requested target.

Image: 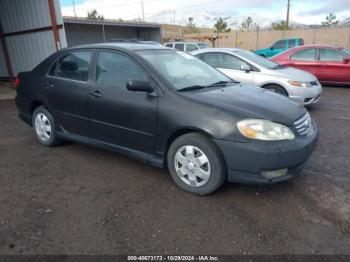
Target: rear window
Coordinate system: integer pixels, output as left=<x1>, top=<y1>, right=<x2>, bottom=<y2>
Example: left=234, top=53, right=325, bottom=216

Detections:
left=174, top=43, right=185, bottom=51
left=186, top=44, right=199, bottom=52
left=49, top=51, right=92, bottom=82
left=165, top=43, right=173, bottom=48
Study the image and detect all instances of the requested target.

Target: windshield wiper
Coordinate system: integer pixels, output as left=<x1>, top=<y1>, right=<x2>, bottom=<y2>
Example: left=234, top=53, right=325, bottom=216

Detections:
left=207, top=80, right=239, bottom=87
left=177, top=85, right=207, bottom=92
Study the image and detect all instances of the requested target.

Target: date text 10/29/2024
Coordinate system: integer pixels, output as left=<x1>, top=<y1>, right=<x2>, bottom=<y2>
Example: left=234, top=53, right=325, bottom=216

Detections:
left=127, top=256, right=220, bottom=261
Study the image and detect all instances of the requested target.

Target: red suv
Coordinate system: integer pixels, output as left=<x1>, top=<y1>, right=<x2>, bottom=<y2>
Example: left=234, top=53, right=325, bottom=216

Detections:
left=272, top=45, right=350, bottom=85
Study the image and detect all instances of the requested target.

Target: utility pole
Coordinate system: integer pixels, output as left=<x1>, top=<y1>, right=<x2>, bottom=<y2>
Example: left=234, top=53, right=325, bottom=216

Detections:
left=141, top=0, right=145, bottom=22
left=286, top=0, right=291, bottom=28
left=72, top=0, right=77, bottom=18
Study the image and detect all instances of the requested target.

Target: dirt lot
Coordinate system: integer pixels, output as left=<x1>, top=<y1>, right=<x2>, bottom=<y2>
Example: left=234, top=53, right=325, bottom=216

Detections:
left=0, top=87, right=350, bottom=255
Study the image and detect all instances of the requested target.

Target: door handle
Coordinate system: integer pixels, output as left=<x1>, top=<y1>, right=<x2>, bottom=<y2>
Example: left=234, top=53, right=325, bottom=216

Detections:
left=90, top=90, right=103, bottom=98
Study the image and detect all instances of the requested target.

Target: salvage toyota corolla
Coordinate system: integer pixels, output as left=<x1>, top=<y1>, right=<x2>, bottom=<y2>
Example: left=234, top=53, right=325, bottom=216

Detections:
left=15, top=43, right=319, bottom=195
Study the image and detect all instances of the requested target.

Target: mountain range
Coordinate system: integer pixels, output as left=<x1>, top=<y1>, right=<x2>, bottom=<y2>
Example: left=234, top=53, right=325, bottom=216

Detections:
left=148, top=10, right=350, bottom=29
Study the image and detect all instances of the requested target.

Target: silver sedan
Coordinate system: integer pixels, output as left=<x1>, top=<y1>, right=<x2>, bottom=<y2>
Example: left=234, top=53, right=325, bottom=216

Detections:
left=191, top=48, right=322, bottom=106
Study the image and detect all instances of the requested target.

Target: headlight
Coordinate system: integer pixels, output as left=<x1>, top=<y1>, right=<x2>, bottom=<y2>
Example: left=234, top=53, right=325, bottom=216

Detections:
left=288, top=80, right=311, bottom=88
left=237, top=119, right=295, bottom=141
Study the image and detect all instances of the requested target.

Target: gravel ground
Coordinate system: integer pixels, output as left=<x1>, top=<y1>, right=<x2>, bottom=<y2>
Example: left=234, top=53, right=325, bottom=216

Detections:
left=0, top=87, right=349, bottom=255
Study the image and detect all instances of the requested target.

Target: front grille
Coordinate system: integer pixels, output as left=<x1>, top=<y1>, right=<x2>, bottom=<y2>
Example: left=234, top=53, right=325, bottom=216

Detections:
left=294, top=113, right=312, bottom=135
left=310, top=81, right=318, bottom=86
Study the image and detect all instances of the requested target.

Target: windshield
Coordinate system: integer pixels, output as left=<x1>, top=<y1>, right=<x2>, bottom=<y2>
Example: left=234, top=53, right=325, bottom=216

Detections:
left=137, top=50, right=232, bottom=90
left=197, top=43, right=209, bottom=49
left=234, top=50, right=281, bottom=69
left=341, top=48, right=350, bottom=55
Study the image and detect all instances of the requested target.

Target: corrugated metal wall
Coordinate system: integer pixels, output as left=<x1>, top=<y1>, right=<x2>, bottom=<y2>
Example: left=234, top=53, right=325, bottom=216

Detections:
left=0, top=0, right=67, bottom=77
left=64, top=23, right=161, bottom=46
left=0, top=44, right=9, bottom=77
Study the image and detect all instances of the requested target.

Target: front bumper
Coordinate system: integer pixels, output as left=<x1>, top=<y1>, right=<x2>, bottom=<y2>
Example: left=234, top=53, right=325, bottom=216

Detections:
left=213, top=122, right=319, bottom=184
left=288, top=84, right=323, bottom=106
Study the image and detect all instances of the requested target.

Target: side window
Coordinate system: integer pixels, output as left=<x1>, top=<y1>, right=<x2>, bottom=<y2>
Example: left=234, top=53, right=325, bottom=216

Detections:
left=186, top=44, right=198, bottom=52
left=51, top=51, right=92, bottom=81
left=291, top=49, right=316, bottom=61
left=289, top=39, right=295, bottom=48
left=272, top=40, right=286, bottom=49
left=174, top=43, right=184, bottom=51
left=298, top=39, right=304, bottom=46
left=199, top=53, right=221, bottom=68
left=96, top=51, right=148, bottom=88
left=165, top=43, right=173, bottom=48
left=219, top=53, right=248, bottom=70
left=319, top=49, right=344, bottom=61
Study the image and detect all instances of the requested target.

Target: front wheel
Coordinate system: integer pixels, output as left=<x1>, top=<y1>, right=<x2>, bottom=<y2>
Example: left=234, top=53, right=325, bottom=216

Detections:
left=32, top=106, right=62, bottom=147
left=167, top=133, right=226, bottom=195
left=264, top=84, right=288, bottom=96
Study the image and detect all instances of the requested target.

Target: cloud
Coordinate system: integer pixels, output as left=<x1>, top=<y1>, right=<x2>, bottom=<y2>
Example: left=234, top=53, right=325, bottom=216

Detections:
left=297, top=0, right=350, bottom=16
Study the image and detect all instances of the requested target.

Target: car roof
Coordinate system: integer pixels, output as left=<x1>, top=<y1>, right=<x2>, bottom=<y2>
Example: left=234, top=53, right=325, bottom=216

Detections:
left=66, top=42, right=169, bottom=51
left=191, top=48, right=242, bottom=55
left=165, top=42, right=202, bottom=44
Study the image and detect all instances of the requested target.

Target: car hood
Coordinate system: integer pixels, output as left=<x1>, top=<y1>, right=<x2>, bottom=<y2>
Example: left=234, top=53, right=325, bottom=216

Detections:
left=271, top=67, right=317, bottom=81
left=187, top=84, right=306, bottom=126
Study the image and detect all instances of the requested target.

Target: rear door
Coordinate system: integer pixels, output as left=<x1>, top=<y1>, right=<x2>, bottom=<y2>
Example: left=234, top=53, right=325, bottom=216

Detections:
left=318, top=48, right=349, bottom=83
left=288, top=48, right=321, bottom=78
left=44, top=50, right=93, bottom=137
left=88, top=50, right=157, bottom=153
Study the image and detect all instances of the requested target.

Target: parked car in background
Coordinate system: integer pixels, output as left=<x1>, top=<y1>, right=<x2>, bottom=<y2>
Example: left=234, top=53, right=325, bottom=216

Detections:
left=165, top=41, right=209, bottom=52
left=255, top=38, right=304, bottom=58
left=272, top=45, right=350, bottom=85
left=15, top=43, right=318, bottom=195
left=192, top=48, right=322, bottom=105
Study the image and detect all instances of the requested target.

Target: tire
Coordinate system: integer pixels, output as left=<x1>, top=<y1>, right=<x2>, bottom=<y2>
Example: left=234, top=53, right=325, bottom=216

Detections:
left=264, top=84, right=288, bottom=96
left=32, top=106, right=62, bottom=147
left=167, top=133, right=226, bottom=195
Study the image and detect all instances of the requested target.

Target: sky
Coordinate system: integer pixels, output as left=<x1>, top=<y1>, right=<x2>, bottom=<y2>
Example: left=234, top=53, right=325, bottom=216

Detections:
left=60, top=0, right=350, bottom=25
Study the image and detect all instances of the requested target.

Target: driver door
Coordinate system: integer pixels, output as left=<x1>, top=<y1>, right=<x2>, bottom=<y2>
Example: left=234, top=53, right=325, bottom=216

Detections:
left=88, top=50, right=157, bottom=154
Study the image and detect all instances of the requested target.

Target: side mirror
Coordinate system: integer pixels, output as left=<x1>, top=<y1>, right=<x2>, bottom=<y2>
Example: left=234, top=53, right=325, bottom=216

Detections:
left=127, top=80, right=154, bottom=92
left=343, top=55, right=350, bottom=63
left=240, top=64, right=251, bottom=72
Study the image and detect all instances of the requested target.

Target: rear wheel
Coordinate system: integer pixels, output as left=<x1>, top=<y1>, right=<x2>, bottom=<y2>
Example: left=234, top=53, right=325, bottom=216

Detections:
left=32, top=106, right=62, bottom=147
left=167, top=133, right=226, bottom=195
left=264, top=84, right=288, bottom=96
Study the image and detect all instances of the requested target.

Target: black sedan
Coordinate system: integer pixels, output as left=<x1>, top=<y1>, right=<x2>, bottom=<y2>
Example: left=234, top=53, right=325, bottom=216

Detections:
left=15, top=43, right=318, bottom=195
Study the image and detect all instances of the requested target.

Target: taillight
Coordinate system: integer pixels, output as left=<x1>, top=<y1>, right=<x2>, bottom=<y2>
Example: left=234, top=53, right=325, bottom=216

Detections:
left=15, top=78, right=20, bottom=87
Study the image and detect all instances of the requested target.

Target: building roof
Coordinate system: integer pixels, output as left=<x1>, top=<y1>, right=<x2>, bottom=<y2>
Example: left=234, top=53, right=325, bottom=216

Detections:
left=63, top=16, right=161, bottom=28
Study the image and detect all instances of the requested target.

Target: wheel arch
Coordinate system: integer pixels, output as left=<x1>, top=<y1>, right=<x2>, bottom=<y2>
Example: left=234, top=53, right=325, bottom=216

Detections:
left=261, top=83, right=289, bottom=96
left=164, top=127, right=214, bottom=160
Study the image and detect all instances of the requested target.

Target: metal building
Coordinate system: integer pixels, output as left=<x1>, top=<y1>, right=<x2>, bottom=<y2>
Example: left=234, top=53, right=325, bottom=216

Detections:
left=0, top=0, right=66, bottom=83
left=0, top=1, right=162, bottom=82
left=63, top=17, right=162, bottom=47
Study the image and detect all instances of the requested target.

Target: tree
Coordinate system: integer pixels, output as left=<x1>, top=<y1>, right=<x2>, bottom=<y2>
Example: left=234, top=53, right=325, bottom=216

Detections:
left=183, top=17, right=201, bottom=34
left=321, top=13, right=339, bottom=27
left=240, top=16, right=253, bottom=31
left=87, top=9, right=104, bottom=20
left=214, top=17, right=231, bottom=33
left=272, top=20, right=290, bottom=30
